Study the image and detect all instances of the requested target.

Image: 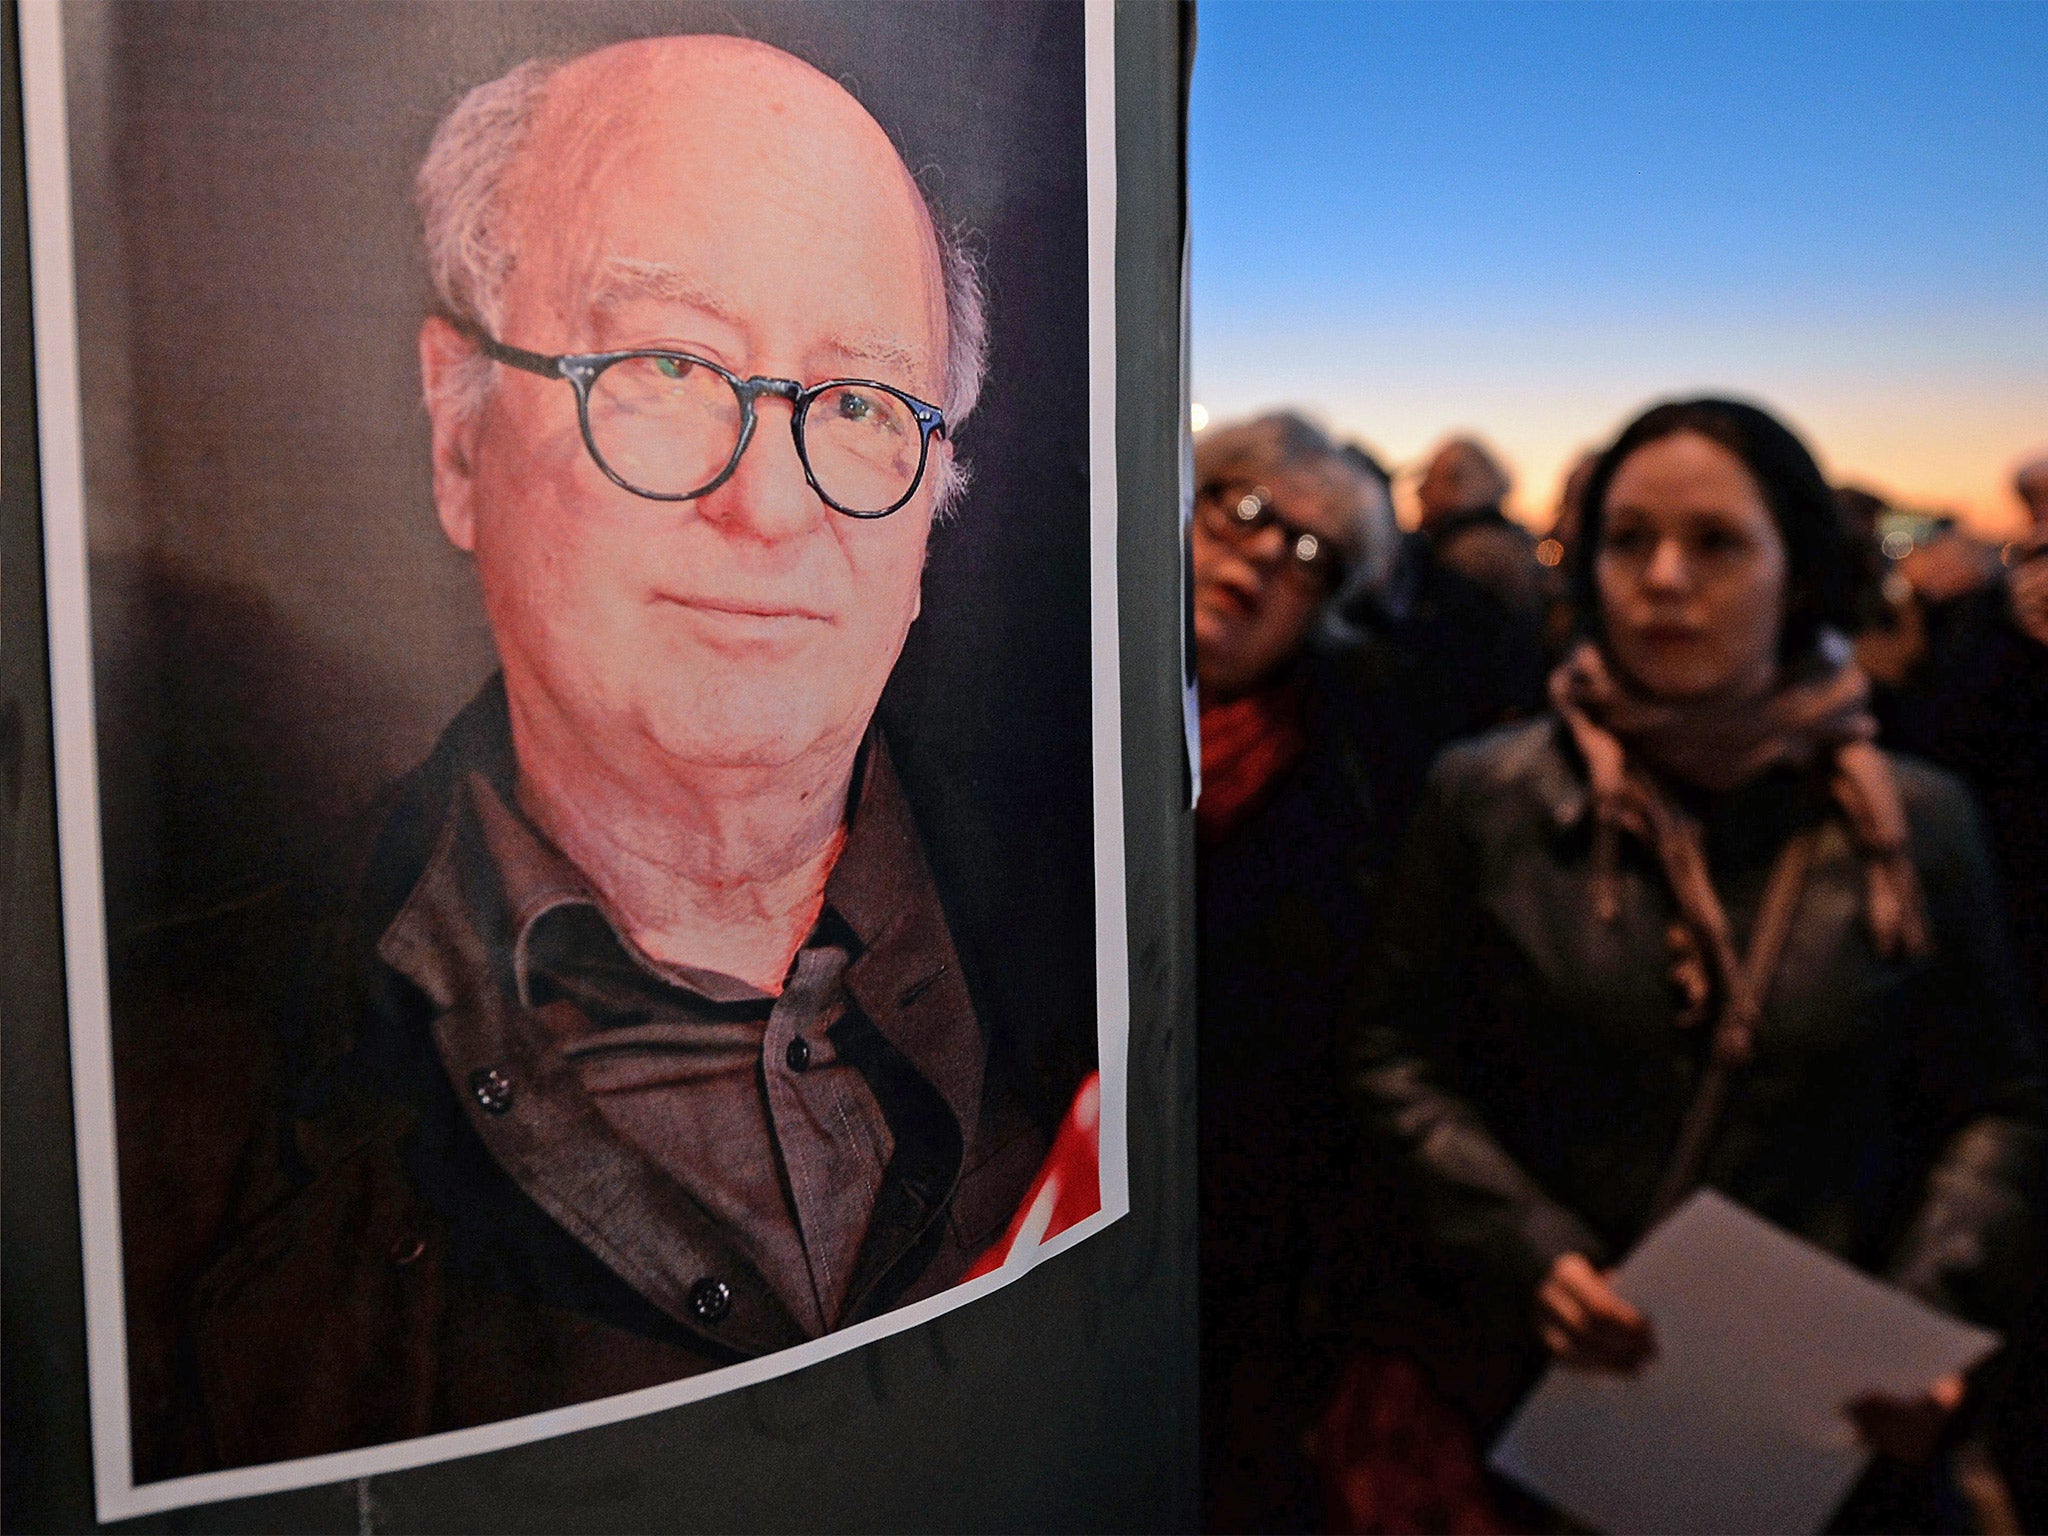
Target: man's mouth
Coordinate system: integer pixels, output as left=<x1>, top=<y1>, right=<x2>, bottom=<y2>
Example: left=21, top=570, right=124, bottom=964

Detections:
left=658, top=592, right=834, bottom=624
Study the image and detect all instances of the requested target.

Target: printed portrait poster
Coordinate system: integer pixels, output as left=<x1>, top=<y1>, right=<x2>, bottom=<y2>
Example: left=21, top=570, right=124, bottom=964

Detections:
left=19, top=0, right=1128, bottom=1518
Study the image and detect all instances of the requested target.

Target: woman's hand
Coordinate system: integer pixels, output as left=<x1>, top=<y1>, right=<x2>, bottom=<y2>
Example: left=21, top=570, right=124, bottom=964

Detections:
left=1843, top=1375, right=1965, bottom=1465
left=1535, top=1253, right=1658, bottom=1373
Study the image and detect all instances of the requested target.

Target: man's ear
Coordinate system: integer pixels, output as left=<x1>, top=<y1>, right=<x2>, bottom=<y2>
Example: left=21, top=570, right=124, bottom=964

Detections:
left=419, top=315, right=483, bottom=552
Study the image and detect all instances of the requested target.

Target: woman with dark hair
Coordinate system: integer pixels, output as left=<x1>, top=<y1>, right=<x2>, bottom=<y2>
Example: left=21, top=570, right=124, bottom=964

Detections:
left=1348, top=397, right=2045, bottom=1530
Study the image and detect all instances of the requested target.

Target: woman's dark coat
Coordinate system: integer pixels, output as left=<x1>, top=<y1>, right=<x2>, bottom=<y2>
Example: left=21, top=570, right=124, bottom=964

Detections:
left=1197, top=646, right=1441, bottom=1529
left=1349, top=718, right=2047, bottom=1391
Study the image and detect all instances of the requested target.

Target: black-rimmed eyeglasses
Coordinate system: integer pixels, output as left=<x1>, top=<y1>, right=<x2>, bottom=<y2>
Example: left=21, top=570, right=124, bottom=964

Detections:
left=1195, top=480, right=1346, bottom=583
left=459, top=323, right=949, bottom=518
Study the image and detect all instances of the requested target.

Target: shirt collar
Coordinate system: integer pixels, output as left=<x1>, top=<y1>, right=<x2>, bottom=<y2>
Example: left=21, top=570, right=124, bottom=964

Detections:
left=827, top=736, right=985, bottom=1157
left=375, top=703, right=984, bottom=1155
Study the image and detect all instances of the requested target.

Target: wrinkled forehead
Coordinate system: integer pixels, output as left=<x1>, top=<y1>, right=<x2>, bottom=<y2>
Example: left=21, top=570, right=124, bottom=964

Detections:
left=501, top=37, right=946, bottom=375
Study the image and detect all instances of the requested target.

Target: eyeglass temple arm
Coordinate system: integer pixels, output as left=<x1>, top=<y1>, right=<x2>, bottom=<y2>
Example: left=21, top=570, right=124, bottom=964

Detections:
left=442, top=316, right=564, bottom=380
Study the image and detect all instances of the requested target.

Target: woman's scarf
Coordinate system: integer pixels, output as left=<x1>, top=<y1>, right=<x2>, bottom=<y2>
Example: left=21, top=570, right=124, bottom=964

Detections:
left=1549, top=638, right=1929, bottom=1063
left=1197, top=680, right=1307, bottom=845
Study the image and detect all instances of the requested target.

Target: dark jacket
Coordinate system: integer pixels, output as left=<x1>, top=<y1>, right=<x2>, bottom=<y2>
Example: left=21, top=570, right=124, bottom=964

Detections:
left=1357, top=534, right=1550, bottom=754
left=1349, top=719, right=2047, bottom=1381
left=1196, top=646, right=1446, bottom=1530
left=1886, top=582, right=2048, bottom=1027
left=1199, top=652, right=1421, bottom=1305
left=115, top=684, right=1048, bottom=1480
left=1422, top=507, right=1555, bottom=634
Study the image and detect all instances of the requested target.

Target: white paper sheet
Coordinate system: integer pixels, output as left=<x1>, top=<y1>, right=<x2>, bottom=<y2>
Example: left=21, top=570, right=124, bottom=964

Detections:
left=1490, top=1189, right=2000, bottom=1535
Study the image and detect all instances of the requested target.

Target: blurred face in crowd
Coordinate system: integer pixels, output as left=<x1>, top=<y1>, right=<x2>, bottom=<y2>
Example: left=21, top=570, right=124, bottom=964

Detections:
left=1192, top=464, right=1357, bottom=699
left=2011, top=549, right=2048, bottom=648
left=1595, top=431, right=1789, bottom=704
left=2018, top=462, right=2048, bottom=530
left=422, top=38, right=948, bottom=783
left=1416, top=437, right=1510, bottom=528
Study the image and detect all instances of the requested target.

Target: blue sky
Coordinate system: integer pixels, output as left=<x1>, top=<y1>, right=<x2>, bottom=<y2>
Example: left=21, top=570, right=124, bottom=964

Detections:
left=1190, top=0, right=2048, bottom=532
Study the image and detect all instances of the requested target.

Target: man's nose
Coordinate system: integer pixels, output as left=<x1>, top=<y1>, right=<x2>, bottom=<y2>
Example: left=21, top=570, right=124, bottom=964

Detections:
left=696, top=398, right=827, bottom=544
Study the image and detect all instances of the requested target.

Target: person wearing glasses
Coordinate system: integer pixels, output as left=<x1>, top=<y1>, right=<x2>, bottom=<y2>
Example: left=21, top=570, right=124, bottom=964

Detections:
left=117, top=35, right=1078, bottom=1477
left=1190, top=412, right=1427, bottom=1527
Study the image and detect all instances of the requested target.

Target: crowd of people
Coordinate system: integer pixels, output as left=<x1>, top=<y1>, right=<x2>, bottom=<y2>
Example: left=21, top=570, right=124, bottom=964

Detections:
left=1193, top=398, right=2048, bottom=1534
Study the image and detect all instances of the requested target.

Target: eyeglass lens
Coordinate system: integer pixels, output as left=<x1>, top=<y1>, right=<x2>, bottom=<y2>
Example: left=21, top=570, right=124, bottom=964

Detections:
left=588, top=357, right=739, bottom=496
left=584, top=356, right=925, bottom=514
left=804, top=384, right=925, bottom=513
left=1203, top=485, right=1334, bottom=574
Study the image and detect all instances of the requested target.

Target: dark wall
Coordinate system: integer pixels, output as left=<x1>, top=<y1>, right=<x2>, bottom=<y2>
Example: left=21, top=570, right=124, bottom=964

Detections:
left=2, top=0, right=1197, bottom=1529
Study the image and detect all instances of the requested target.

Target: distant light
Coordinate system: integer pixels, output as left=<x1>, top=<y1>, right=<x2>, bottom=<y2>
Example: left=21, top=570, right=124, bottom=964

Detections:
left=1536, top=538, right=1565, bottom=568
left=1190, top=402, right=1210, bottom=432
left=1881, top=530, right=1915, bottom=561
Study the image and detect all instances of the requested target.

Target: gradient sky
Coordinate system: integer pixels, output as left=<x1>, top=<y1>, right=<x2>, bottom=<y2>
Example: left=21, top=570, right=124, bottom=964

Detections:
left=1189, top=0, right=2048, bottom=536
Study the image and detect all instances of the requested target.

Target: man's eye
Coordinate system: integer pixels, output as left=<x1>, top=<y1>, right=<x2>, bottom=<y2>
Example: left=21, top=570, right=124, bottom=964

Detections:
left=837, top=392, right=875, bottom=421
left=653, top=356, right=692, bottom=381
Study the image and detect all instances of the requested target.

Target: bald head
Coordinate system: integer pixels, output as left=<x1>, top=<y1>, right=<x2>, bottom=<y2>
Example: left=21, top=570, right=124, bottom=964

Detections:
left=499, top=39, right=942, bottom=396
left=417, top=36, right=987, bottom=493
left=410, top=36, right=996, bottom=790
left=508, top=39, right=943, bottom=381
left=1417, top=436, right=1512, bottom=528
left=518, top=38, right=927, bottom=213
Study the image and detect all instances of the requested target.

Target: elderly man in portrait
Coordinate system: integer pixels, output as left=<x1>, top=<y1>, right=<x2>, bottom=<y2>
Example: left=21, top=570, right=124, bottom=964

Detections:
left=117, top=35, right=1082, bottom=1478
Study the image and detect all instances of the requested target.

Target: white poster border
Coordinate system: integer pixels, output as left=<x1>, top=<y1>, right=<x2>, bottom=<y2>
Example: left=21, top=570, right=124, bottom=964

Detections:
left=18, top=0, right=1129, bottom=1519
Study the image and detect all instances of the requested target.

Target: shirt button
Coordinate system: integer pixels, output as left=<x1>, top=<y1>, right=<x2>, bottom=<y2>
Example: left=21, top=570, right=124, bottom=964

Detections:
left=469, top=1066, right=515, bottom=1114
left=688, top=1277, right=732, bottom=1324
left=785, top=1036, right=812, bottom=1073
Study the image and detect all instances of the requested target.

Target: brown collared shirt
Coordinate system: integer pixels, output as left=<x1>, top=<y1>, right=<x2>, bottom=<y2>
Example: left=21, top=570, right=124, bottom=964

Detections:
left=377, top=734, right=981, bottom=1340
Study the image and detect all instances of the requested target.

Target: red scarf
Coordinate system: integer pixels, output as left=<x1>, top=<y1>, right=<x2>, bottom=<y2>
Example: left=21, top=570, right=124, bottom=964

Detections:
left=1197, top=682, right=1307, bottom=844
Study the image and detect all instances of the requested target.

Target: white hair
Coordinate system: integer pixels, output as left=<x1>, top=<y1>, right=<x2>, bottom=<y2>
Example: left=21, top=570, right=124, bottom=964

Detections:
left=416, top=53, right=989, bottom=516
